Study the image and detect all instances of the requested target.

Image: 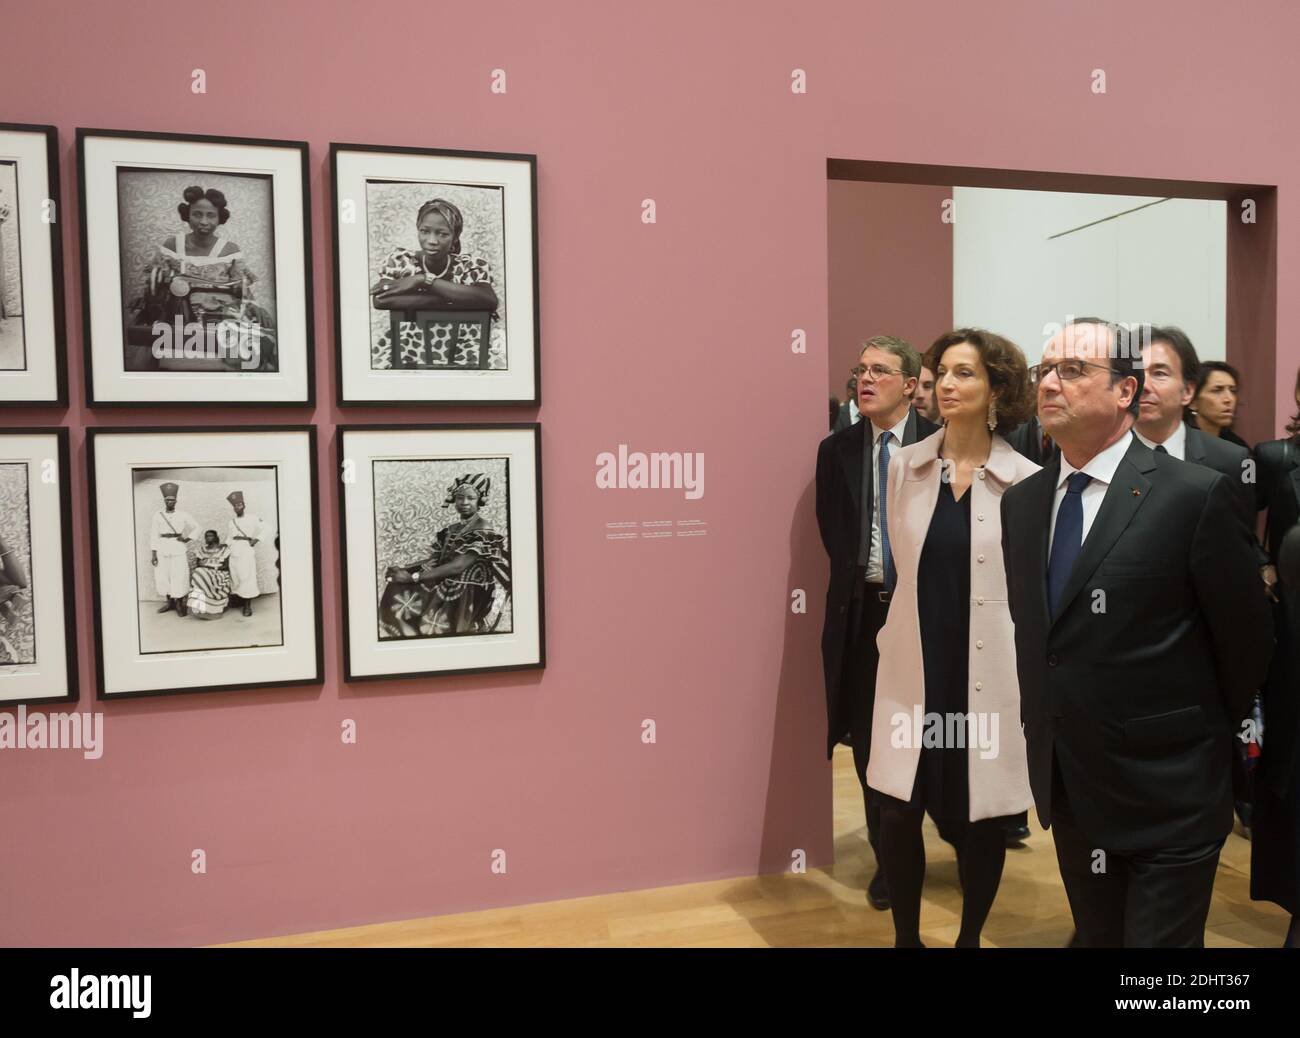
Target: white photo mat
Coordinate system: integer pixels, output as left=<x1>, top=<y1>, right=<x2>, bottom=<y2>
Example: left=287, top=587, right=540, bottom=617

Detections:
left=92, top=429, right=319, bottom=696
left=0, top=129, right=59, bottom=401
left=0, top=433, right=71, bottom=702
left=342, top=426, right=542, bottom=678
left=81, top=133, right=310, bottom=403
left=335, top=149, right=536, bottom=402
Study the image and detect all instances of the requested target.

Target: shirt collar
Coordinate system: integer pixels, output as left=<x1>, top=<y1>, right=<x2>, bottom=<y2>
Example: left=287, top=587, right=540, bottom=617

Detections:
left=1134, top=420, right=1185, bottom=458
left=872, top=410, right=910, bottom=446
left=1058, top=429, right=1134, bottom=489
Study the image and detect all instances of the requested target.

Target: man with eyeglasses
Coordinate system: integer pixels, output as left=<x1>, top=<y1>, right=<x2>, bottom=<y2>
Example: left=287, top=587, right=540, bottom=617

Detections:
left=1000, top=317, right=1273, bottom=946
left=816, top=334, right=939, bottom=910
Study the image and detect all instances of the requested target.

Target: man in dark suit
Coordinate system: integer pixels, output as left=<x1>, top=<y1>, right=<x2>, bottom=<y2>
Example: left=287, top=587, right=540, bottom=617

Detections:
left=832, top=374, right=859, bottom=432
left=1135, top=327, right=1266, bottom=559
left=816, top=334, right=939, bottom=909
left=1005, top=414, right=1060, bottom=467
left=1000, top=318, right=1273, bottom=947
left=1134, top=325, right=1274, bottom=831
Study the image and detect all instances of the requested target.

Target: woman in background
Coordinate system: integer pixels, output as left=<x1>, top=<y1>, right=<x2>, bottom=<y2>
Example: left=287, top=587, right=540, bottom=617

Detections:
left=187, top=530, right=232, bottom=620
left=1191, top=360, right=1248, bottom=448
left=867, top=328, right=1038, bottom=948
left=1250, top=365, right=1300, bottom=948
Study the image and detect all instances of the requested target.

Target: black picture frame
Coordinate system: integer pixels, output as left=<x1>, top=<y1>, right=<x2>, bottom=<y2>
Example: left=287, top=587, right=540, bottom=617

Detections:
left=76, top=127, right=315, bottom=408
left=330, top=142, right=540, bottom=406
left=0, top=123, right=68, bottom=406
left=86, top=425, right=324, bottom=700
left=337, top=422, right=546, bottom=682
left=0, top=427, right=78, bottom=705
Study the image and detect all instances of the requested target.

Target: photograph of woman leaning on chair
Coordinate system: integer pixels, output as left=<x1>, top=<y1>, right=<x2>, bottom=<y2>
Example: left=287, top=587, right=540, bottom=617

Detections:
left=866, top=328, right=1039, bottom=948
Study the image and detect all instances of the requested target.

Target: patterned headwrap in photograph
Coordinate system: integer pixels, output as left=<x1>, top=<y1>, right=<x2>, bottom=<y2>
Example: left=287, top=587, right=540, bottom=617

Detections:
left=443, top=472, right=490, bottom=507
left=416, top=198, right=464, bottom=255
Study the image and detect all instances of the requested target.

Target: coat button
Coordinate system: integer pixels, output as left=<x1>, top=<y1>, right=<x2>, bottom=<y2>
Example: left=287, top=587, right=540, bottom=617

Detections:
left=977, top=514, right=985, bottom=521
left=976, top=597, right=985, bottom=605
left=1047, top=653, right=1059, bottom=666
left=977, top=553, right=985, bottom=563
left=839, top=606, right=846, bottom=614
left=975, top=681, right=983, bottom=690
left=976, top=640, right=984, bottom=649
left=977, top=469, right=986, bottom=479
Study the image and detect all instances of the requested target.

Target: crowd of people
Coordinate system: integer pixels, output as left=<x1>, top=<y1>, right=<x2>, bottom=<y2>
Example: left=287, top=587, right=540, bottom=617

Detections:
left=816, top=318, right=1298, bottom=948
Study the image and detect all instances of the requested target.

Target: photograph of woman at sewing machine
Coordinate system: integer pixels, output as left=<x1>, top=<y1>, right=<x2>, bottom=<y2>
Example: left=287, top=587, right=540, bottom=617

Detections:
left=78, top=129, right=313, bottom=405
left=117, top=170, right=279, bottom=374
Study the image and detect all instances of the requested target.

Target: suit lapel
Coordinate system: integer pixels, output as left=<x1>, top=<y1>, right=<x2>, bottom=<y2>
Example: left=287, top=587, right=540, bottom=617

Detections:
left=839, top=417, right=868, bottom=517
left=1050, top=439, right=1154, bottom=628
left=1026, top=459, right=1058, bottom=631
left=902, top=407, right=918, bottom=447
left=1287, top=462, right=1300, bottom=519
left=1185, top=426, right=1207, bottom=464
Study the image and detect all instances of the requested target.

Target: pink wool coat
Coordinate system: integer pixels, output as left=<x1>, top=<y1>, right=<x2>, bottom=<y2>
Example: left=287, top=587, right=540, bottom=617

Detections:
left=865, top=428, right=1040, bottom=822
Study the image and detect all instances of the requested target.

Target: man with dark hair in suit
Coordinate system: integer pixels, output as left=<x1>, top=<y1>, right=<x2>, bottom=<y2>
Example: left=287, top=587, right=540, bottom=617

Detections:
left=1135, top=326, right=1265, bottom=559
left=833, top=373, right=860, bottom=432
left=1001, top=317, right=1273, bottom=947
left=816, top=334, right=939, bottom=910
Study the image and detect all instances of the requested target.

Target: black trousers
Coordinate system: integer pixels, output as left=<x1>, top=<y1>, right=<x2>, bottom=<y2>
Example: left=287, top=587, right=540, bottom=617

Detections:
left=1050, top=763, right=1223, bottom=947
left=841, top=584, right=892, bottom=872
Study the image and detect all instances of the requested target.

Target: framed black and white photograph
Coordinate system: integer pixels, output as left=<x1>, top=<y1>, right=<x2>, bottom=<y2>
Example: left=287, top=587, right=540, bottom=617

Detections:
left=78, top=128, right=313, bottom=406
left=339, top=424, right=544, bottom=681
left=0, top=428, right=76, bottom=704
left=331, top=144, right=538, bottom=405
left=87, top=426, right=322, bottom=699
left=0, top=124, right=67, bottom=405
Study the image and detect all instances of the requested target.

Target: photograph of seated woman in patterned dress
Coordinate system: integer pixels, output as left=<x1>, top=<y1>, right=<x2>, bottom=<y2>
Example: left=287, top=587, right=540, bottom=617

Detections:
left=373, top=459, right=512, bottom=641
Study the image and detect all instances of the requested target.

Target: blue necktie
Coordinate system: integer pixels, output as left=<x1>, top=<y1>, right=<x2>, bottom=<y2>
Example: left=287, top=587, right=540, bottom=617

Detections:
left=1047, top=471, right=1092, bottom=618
left=879, top=431, right=895, bottom=591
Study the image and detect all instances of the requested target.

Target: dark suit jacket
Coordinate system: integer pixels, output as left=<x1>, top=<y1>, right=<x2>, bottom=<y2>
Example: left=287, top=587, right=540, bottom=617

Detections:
left=832, top=401, right=854, bottom=433
left=815, top=409, right=938, bottom=758
left=1253, top=438, right=1300, bottom=796
left=1005, top=416, right=1060, bottom=467
left=1183, top=425, right=1264, bottom=562
left=1001, top=435, right=1273, bottom=850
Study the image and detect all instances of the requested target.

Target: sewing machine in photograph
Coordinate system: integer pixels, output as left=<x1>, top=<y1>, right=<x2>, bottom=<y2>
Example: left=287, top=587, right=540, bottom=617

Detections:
left=124, top=265, right=276, bottom=372
left=371, top=288, right=492, bottom=370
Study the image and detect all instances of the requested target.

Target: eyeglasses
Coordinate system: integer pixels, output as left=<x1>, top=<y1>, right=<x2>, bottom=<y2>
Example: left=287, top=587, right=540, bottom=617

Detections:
left=1029, top=359, right=1115, bottom=384
left=851, top=363, right=905, bottom=382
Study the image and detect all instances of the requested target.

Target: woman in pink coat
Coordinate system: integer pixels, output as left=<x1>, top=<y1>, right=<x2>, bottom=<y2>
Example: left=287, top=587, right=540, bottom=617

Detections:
left=866, top=328, right=1039, bottom=947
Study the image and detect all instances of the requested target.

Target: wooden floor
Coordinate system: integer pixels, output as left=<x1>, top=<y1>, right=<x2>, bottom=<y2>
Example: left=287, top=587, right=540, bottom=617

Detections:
left=226, top=746, right=1291, bottom=947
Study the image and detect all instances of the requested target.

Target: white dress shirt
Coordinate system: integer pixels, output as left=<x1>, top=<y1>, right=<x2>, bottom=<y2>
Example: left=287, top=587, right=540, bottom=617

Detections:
left=865, top=412, right=911, bottom=581
left=1134, top=420, right=1186, bottom=460
left=1048, top=430, right=1134, bottom=554
left=849, top=398, right=861, bottom=425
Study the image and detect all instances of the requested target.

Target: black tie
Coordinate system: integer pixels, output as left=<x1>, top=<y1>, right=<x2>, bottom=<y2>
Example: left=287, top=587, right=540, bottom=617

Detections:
left=1154, top=444, right=1168, bottom=455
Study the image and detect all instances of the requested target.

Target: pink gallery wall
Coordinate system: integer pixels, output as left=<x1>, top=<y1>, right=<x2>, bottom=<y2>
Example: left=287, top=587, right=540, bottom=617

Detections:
left=1, top=0, right=1298, bottom=946
left=827, top=181, right=953, bottom=399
